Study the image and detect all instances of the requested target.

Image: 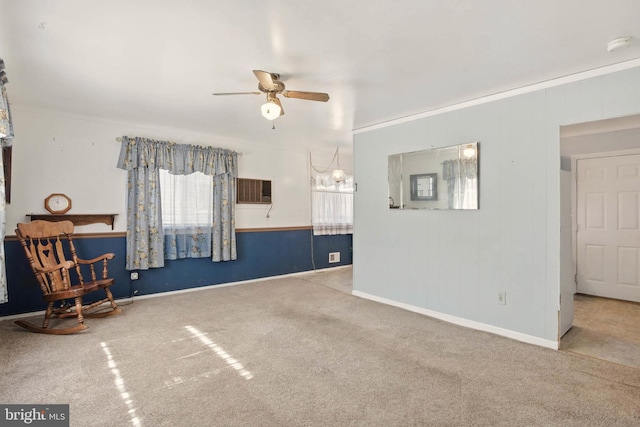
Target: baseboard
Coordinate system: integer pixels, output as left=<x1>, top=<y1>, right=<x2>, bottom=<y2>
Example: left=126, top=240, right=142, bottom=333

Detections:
left=351, top=290, right=559, bottom=350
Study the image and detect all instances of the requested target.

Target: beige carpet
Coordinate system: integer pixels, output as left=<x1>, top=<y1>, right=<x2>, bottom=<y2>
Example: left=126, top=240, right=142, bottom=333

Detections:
left=1, top=268, right=639, bottom=426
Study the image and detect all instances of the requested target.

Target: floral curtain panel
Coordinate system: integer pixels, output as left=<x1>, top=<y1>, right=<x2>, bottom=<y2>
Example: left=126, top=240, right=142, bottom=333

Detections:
left=123, top=165, right=164, bottom=270
left=212, top=173, right=236, bottom=261
left=117, top=137, right=238, bottom=269
left=0, top=150, right=7, bottom=304
left=0, top=59, right=12, bottom=141
left=0, top=58, right=13, bottom=304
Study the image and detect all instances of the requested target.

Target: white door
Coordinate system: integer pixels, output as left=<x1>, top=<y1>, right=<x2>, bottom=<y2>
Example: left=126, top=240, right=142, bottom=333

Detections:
left=560, top=170, right=575, bottom=337
left=576, top=154, right=640, bottom=302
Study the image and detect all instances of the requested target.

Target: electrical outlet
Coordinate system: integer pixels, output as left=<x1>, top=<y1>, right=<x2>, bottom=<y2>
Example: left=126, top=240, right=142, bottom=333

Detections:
left=498, top=291, right=506, bottom=305
left=130, top=272, right=139, bottom=281
left=329, top=252, right=340, bottom=263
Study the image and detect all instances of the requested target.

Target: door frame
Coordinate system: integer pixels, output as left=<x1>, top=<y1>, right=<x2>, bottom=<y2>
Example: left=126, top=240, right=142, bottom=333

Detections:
left=559, top=113, right=640, bottom=344
left=559, top=170, right=574, bottom=337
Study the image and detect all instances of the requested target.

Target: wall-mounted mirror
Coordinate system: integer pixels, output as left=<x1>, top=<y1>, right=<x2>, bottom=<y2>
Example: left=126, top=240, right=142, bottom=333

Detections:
left=388, top=142, right=479, bottom=210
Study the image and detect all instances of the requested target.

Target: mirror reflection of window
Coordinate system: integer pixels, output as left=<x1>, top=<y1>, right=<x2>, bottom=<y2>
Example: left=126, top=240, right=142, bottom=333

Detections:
left=410, top=173, right=437, bottom=201
left=417, top=178, right=430, bottom=197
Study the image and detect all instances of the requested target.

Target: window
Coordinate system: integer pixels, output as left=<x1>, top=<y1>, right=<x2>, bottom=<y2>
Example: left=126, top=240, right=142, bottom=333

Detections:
left=159, top=170, right=213, bottom=227
left=117, top=138, right=238, bottom=269
left=159, top=170, right=213, bottom=259
left=311, top=172, right=354, bottom=235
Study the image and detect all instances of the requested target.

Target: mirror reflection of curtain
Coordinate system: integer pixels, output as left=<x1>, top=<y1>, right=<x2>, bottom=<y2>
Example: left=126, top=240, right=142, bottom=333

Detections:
left=117, top=137, right=238, bottom=270
left=0, top=58, right=13, bottom=304
left=443, top=158, right=477, bottom=209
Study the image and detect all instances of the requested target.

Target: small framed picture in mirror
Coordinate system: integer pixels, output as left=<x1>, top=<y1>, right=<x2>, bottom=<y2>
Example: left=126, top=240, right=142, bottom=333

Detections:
left=410, top=173, right=437, bottom=201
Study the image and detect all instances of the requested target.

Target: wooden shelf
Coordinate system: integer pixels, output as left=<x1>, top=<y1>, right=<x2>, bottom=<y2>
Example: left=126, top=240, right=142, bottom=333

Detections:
left=27, top=214, right=118, bottom=230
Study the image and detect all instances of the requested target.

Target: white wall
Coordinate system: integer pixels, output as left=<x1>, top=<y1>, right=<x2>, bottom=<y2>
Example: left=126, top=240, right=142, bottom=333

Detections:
left=353, top=66, right=640, bottom=346
left=7, top=107, right=352, bottom=234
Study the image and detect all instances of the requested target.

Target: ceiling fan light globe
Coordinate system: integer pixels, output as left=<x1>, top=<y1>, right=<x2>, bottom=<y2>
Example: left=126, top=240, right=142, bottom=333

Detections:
left=261, top=101, right=281, bottom=120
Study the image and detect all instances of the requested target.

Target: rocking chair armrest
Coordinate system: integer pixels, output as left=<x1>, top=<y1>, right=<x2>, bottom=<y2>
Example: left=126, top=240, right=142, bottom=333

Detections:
left=32, top=260, right=75, bottom=274
left=76, top=253, right=115, bottom=265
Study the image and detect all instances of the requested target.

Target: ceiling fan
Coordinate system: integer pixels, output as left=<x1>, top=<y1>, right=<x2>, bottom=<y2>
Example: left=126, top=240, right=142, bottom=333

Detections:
left=213, top=70, right=330, bottom=120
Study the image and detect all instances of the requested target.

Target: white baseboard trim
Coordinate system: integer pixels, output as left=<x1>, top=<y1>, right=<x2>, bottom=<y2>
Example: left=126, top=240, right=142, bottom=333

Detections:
left=351, top=290, right=559, bottom=350
left=0, top=265, right=353, bottom=321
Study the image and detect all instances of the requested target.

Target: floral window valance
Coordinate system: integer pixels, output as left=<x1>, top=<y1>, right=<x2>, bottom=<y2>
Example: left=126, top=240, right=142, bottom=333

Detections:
left=117, top=136, right=237, bottom=177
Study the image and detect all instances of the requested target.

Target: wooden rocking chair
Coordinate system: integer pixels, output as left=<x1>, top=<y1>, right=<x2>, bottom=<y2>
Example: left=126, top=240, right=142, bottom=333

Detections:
left=15, top=220, right=122, bottom=334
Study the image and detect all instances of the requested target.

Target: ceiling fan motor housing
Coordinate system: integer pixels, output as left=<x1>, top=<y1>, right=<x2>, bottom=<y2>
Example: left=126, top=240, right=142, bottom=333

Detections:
left=258, top=80, right=285, bottom=94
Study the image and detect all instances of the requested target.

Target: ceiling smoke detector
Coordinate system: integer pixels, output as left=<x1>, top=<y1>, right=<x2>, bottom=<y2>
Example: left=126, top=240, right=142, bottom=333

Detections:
left=607, top=36, right=632, bottom=52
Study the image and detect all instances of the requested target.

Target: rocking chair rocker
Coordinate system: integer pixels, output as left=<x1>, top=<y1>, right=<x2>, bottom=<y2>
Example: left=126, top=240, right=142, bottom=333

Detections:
left=15, top=220, right=122, bottom=334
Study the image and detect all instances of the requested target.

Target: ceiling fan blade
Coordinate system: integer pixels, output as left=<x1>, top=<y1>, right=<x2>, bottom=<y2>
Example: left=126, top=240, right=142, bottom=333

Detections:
left=273, top=97, right=285, bottom=116
left=253, top=70, right=277, bottom=91
left=282, top=90, right=330, bottom=102
left=212, top=92, right=261, bottom=96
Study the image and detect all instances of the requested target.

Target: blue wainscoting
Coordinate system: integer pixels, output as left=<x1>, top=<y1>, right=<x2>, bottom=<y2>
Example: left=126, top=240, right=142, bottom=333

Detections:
left=1, top=228, right=352, bottom=317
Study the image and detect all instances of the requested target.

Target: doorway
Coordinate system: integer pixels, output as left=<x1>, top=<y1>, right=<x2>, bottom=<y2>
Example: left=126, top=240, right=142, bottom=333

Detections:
left=575, top=153, right=640, bottom=302
left=559, top=114, right=640, bottom=363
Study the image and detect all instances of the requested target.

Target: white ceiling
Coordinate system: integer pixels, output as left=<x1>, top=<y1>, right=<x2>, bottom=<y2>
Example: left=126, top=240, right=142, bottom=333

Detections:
left=2, top=0, right=640, bottom=154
